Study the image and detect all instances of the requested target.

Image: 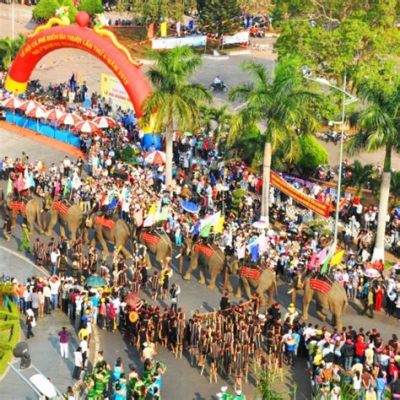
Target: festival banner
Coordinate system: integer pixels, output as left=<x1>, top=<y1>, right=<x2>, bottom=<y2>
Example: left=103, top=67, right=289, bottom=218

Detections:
left=270, top=171, right=331, bottom=218
left=222, top=31, right=250, bottom=45
left=151, top=35, right=207, bottom=49
left=100, top=73, right=132, bottom=111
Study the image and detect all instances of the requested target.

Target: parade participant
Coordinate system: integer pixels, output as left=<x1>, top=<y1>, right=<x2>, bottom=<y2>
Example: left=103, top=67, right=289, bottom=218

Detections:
left=19, top=223, right=33, bottom=253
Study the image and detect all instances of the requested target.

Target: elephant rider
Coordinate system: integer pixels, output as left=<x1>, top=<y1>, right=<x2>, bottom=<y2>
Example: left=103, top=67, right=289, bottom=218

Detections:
left=284, top=303, right=299, bottom=325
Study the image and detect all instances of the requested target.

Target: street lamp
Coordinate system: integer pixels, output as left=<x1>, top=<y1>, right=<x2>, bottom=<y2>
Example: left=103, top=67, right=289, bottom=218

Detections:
left=302, top=68, right=358, bottom=250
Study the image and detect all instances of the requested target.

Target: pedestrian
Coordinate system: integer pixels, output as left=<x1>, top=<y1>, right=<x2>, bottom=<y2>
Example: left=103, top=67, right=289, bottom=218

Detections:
left=26, top=309, right=35, bottom=339
left=361, top=288, right=374, bottom=319
left=80, top=335, right=88, bottom=368
left=58, top=326, right=70, bottom=359
left=72, top=347, right=83, bottom=380
left=170, top=283, right=180, bottom=313
left=19, top=223, right=33, bottom=253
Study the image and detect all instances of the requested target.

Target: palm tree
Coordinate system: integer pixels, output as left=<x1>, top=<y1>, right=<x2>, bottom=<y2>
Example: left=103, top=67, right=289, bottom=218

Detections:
left=390, top=171, right=400, bottom=206
left=201, top=105, right=232, bottom=139
left=343, top=160, right=375, bottom=195
left=0, top=34, right=25, bottom=70
left=346, top=77, right=400, bottom=260
left=228, top=57, right=323, bottom=223
left=142, top=46, right=211, bottom=188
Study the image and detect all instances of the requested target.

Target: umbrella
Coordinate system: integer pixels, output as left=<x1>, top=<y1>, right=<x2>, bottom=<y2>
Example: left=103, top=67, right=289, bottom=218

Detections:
left=2, top=96, right=23, bottom=109
left=252, top=220, right=269, bottom=229
left=93, top=116, right=117, bottom=129
left=145, top=151, right=166, bottom=165
left=45, top=108, right=65, bottom=121
left=26, top=105, right=46, bottom=119
left=364, top=268, right=381, bottom=279
left=83, top=109, right=97, bottom=119
left=85, top=274, right=106, bottom=288
left=57, top=112, right=82, bottom=126
left=74, top=120, right=100, bottom=134
left=19, top=99, right=40, bottom=113
left=181, top=200, right=200, bottom=214
left=124, top=292, right=140, bottom=308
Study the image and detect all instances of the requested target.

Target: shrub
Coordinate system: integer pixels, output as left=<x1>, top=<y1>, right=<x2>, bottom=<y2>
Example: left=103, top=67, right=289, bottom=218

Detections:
left=295, top=134, right=329, bottom=175
left=78, top=0, right=104, bottom=16
left=32, top=0, right=60, bottom=21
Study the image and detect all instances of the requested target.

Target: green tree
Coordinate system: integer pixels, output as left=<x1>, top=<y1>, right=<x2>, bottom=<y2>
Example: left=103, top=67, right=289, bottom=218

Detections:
left=198, top=0, right=241, bottom=37
left=273, top=1, right=400, bottom=92
left=201, top=105, right=231, bottom=140
left=343, top=160, right=375, bottom=195
left=142, top=46, right=211, bottom=188
left=78, top=0, right=103, bottom=16
left=60, top=0, right=78, bottom=21
left=346, top=74, right=400, bottom=260
left=228, top=57, right=323, bottom=222
left=391, top=171, right=400, bottom=205
left=132, top=0, right=186, bottom=23
left=32, top=0, right=60, bottom=21
left=0, top=34, right=26, bottom=70
left=295, top=134, right=329, bottom=175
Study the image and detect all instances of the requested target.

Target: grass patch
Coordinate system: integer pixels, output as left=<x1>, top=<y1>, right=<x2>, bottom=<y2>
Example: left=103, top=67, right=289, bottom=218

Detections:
left=0, top=301, right=20, bottom=376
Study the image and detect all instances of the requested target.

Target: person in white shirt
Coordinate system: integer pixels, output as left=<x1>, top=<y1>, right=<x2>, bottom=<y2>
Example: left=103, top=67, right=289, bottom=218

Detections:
left=49, top=278, right=61, bottom=310
left=72, top=347, right=83, bottom=380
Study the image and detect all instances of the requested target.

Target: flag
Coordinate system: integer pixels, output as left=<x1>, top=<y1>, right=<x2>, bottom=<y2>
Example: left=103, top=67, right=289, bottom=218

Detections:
left=147, top=23, right=155, bottom=39
left=249, top=242, right=259, bottom=262
left=6, top=178, right=13, bottom=195
left=200, top=211, right=220, bottom=230
left=200, top=223, right=212, bottom=238
left=307, top=252, right=318, bottom=270
left=213, top=216, right=225, bottom=234
left=320, top=246, right=335, bottom=274
left=147, top=201, right=160, bottom=216
left=191, top=220, right=201, bottom=235
left=330, top=250, right=345, bottom=267
left=156, top=206, right=169, bottom=222
left=258, top=233, right=268, bottom=254
left=316, top=247, right=328, bottom=267
left=160, top=21, right=168, bottom=37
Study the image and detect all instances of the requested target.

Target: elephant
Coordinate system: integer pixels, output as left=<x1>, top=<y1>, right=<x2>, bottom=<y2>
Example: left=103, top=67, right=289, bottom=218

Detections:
left=5, top=195, right=44, bottom=236
left=44, top=196, right=84, bottom=242
left=183, top=241, right=233, bottom=292
left=85, top=213, right=133, bottom=259
left=230, top=259, right=277, bottom=305
left=294, top=275, right=347, bottom=330
left=139, top=230, right=172, bottom=267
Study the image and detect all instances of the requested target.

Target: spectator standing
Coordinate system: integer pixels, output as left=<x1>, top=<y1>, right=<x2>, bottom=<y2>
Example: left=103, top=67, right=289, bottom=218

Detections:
left=58, top=326, right=70, bottom=359
left=72, top=347, right=83, bottom=380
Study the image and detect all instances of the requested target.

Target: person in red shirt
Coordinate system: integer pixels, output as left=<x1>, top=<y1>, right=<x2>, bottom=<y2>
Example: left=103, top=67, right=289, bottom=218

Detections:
left=354, top=336, right=367, bottom=363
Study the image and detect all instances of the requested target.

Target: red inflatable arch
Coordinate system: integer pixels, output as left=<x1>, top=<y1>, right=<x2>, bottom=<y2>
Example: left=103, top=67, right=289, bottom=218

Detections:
left=5, top=20, right=151, bottom=116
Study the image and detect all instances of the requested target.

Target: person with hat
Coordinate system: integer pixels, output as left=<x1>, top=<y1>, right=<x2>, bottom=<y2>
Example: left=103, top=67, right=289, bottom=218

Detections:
left=284, top=303, right=299, bottom=325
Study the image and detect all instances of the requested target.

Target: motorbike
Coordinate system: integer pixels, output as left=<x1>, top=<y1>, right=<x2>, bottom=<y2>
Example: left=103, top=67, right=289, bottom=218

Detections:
left=315, top=165, right=334, bottom=181
left=209, top=81, right=228, bottom=92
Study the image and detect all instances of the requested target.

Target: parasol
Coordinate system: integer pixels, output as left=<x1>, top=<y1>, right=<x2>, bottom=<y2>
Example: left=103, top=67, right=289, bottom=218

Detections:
left=26, top=105, right=46, bottom=119
left=2, top=96, right=23, bottom=109
left=57, top=112, right=83, bottom=126
left=181, top=200, right=200, bottom=214
left=19, top=99, right=41, bottom=113
left=45, top=108, right=65, bottom=121
left=85, top=274, right=107, bottom=288
left=252, top=220, right=269, bottom=229
left=144, top=151, right=166, bottom=165
left=363, top=268, right=381, bottom=279
left=74, top=120, right=100, bottom=134
left=93, top=116, right=118, bottom=129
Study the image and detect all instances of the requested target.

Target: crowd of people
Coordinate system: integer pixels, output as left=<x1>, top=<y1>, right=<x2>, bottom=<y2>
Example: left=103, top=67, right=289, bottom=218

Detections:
left=1, top=76, right=400, bottom=399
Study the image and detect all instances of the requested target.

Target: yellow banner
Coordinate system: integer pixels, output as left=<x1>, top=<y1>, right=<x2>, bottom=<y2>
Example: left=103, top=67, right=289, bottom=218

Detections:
left=100, top=73, right=132, bottom=111
left=160, top=21, right=168, bottom=37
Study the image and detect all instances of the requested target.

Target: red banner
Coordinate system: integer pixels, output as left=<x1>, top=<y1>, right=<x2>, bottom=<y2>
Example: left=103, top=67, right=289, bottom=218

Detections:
left=11, top=201, right=26, bottom=214
left=270, top=171, right=332, bottom=218
left=52, top=201, right=69, bottom=216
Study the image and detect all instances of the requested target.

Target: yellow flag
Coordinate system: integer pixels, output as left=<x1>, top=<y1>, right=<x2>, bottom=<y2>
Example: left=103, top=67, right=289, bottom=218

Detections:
left=213, top=216, right=225, bottom=234
left=160, top=21, right=168, bottom=37
left=148, top=202, right=159, bottom=216
left=330, top=250, right=345, bottom=267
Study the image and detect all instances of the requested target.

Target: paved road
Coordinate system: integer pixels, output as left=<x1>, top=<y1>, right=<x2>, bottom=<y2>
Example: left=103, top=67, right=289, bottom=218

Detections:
left=0, top=247, right=79, bottom=400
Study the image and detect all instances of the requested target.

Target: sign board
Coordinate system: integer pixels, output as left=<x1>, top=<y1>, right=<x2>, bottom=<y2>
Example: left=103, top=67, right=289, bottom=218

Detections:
left=152, top=35, right=207, bottom=49
left=222, top=31, right=250, bottom=45
left=100, top=73, right=132, bottom=111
